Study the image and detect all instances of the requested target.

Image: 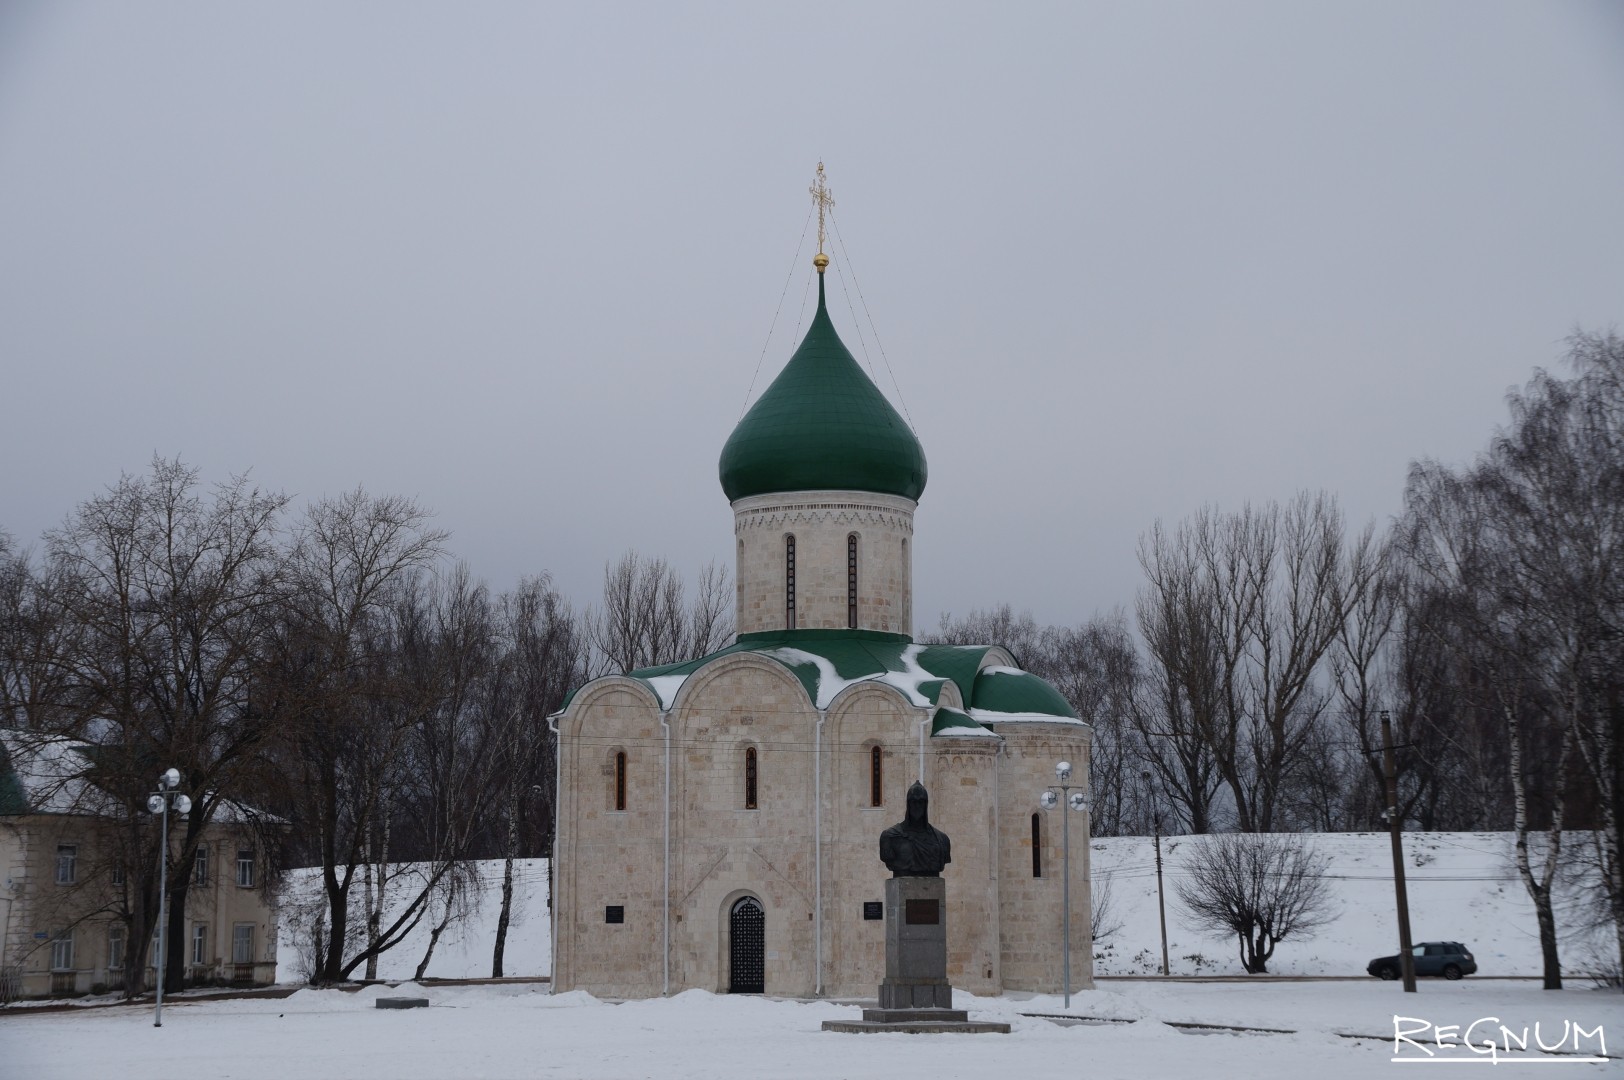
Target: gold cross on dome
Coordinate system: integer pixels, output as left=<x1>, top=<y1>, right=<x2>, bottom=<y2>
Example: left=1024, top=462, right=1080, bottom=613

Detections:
left=809, top=161, right=835, bottom=270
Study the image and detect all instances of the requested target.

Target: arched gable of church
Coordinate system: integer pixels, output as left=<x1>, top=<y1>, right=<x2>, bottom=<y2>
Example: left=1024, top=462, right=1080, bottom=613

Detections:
left=666, top=652, right=815, bottom=829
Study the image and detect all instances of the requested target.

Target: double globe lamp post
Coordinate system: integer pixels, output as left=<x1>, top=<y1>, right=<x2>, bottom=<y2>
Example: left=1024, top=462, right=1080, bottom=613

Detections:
left=1038, top=760, right=1089, bottom=1008
left=146, top=768, right=191, bottom=1027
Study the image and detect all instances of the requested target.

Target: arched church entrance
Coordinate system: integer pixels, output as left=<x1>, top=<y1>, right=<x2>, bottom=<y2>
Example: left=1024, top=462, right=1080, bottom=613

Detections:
left=728, top=896, right=765, bottom=994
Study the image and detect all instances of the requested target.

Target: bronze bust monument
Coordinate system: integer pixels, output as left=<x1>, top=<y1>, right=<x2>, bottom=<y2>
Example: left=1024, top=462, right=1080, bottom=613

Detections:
left=879, top=781, right=951, bottom=876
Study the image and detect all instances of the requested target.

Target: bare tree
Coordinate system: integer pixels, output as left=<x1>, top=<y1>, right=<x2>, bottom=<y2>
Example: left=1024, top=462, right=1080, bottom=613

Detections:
left=359, top=563, right=499, bottom=980
left=1174, top=832, right=1335, bottom=974
left=1036, top=613, right=1145, bottom=836
left=0, top=533, right=80, bottom=732
left=1090, top=869, right=1124, bottom=946
left=925, top=604, right=1044, bottom=663
left=1134, top=519, right=1235, bottom=834
left=1137, top=493, right=1368, bottom=833
left=40, top=457, right=290, bottom=994
left=490, top=574, right=582, bottom=978
left=269, top=488, right=448, bottom=984
left=586, top=552, right=732, bottom=675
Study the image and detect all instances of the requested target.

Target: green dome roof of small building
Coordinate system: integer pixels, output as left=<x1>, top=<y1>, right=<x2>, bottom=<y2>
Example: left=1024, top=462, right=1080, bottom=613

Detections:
left=719, top=273, right=927, bottom=503
left=969, top=667, right=1080, bottom=721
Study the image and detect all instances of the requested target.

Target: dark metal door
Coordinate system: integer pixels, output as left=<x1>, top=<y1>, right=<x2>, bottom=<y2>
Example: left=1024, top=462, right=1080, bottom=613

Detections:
left=729, top=897, right=765, bottom=993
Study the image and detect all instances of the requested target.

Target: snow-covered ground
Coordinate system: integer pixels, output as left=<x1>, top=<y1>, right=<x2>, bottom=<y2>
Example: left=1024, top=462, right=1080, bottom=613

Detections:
left=1, top=980, right=1617, bottom=1079
left=4, top=833, right=1618, bottom=1079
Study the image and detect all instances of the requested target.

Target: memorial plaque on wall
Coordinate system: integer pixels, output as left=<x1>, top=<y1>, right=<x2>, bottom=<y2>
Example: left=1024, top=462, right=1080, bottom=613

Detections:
left=605, top=905, right=625, bottom=924
left=862, top=901, right=883, bottom=921
left=904, top=898, right=940, bottom=925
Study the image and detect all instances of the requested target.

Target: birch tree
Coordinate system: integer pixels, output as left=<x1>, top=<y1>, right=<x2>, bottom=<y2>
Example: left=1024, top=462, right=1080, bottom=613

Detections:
left=1401, top=331, right=1622, bottom=987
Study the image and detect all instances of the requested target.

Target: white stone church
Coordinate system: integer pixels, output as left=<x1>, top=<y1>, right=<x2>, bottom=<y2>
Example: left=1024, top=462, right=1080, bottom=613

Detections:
left=549, top=244, right=1091, bottom=1000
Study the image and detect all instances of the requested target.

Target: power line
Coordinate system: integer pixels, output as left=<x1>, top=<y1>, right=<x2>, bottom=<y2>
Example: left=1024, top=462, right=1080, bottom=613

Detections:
left=738, top=203, right=815, bottom=420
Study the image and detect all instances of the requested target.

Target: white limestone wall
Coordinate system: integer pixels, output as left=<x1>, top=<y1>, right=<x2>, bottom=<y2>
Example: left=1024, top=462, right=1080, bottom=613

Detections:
left=551, top=683, right=668, bottom=998
left=552, top=660, right=1092, bottom=1000
left=667, top=657, right=820, bottom=996
left=731, top=490, right=915, bottom=636
left=989, top=721, right=1095, bottom=993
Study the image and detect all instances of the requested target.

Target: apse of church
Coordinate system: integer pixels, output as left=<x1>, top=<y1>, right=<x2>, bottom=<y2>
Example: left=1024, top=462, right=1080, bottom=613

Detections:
left=549, top=166, right=1091, bottom=999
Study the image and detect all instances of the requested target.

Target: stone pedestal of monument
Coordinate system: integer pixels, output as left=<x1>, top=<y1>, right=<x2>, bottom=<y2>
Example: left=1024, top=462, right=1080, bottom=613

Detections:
left=823, top=877, right=1009, bottom=1034
left=878, top=876, right=952, bottom=1011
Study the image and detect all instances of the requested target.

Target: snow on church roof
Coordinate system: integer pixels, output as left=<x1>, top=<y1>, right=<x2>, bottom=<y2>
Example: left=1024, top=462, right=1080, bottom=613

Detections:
left=564, top=629, right=1083, bottom=736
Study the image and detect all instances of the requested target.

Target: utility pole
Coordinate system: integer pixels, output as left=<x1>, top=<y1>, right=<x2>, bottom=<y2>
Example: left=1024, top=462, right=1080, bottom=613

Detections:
left=1153, top=814, right=1170, bottom=977
left=1381, top=710, right=1417, bottom=992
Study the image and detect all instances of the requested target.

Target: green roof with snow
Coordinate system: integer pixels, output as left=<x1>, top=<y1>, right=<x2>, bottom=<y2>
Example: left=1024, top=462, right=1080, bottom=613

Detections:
left=931, top=707, right=999, bottom=738
left=968, top=666, right=1079, bottom=721
left=562, top=629, right=1084, bottom=737
left=718, top=275, right=927, bottom=503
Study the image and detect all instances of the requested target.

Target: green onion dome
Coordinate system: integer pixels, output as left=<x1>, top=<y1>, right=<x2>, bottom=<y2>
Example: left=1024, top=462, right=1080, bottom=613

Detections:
left=719, top=274, right=927, bottom=503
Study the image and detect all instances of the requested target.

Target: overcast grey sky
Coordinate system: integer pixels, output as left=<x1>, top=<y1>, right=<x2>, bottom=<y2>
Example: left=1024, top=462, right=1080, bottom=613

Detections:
left=2, top=1, right=1621, bottom=631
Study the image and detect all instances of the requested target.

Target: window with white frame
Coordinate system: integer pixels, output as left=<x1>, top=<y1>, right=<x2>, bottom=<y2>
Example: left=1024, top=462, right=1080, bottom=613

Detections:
left=232, top=924, right=254, bottom=965
left=55, top=844, right=77, bottom=884
left=50, top=931, right=75, bottom=971
left=194, top=844, right=209, bottom=887
left=107, top=925, right=125, bottom=971
left=236, top=847, right=255, bottom=888
left=192, top=924, right=208, bottom=966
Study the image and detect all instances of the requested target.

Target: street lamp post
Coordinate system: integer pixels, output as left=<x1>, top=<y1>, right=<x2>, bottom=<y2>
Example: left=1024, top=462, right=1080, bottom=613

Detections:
left=1038, top=760, right=1089, bottom=1008
left=146, top=768, right=191, bottom=1028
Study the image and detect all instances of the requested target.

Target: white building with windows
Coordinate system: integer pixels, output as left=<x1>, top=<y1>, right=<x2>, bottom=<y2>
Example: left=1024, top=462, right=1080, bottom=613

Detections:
left=549, top=253, right=1092, bottom=999
left=0, top=730, right=279, bottom=999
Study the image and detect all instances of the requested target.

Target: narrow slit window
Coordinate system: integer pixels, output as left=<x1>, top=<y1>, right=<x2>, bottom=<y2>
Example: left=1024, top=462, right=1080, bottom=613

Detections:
left=870, top=746, right=883, bottom=807
left=847, top=534, right=858, bottom=629
left=785, top=535, right=797, bottom=630
left=1031, top=814, right=1042, bottom=878
left=745, top=747, right=758, bottom=809
left=614, top=751, right=627, bottom=811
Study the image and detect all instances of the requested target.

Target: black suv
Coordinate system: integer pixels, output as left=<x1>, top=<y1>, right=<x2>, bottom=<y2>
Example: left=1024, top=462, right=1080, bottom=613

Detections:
left=1367, top=941, right=1477, bottom=980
